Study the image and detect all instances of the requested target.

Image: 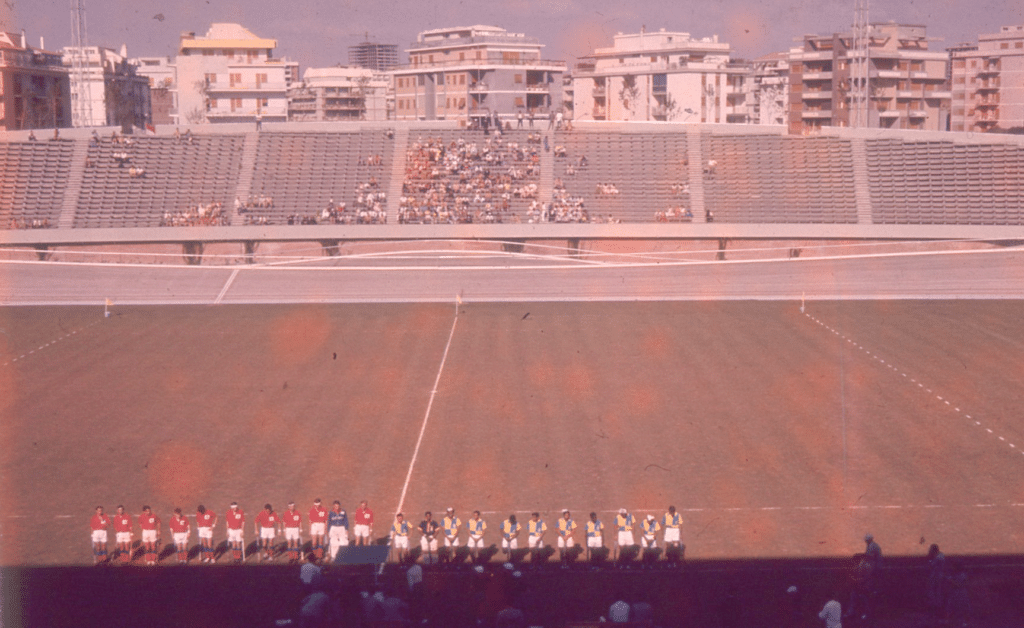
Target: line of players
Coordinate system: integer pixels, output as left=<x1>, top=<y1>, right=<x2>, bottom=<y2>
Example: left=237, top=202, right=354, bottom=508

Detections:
left=387, top=506, right=685, bottom=564
left=88, top=499, right=376, bottom=565
left=89, top=500, right=686, bottom=566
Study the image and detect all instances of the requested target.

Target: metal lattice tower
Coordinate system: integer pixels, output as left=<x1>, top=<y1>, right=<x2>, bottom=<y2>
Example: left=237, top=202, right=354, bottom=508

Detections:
left=850, top=0, right=870, bottom=127
left=69, top=0, right=93, bottom=127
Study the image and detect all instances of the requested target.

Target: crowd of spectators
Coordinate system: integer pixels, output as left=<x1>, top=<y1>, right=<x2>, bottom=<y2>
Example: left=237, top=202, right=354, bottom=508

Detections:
left=399, top=135, right=540, bottom=225
left=161, top=202, right=227, bottom=227
left=7, top=217, right=51, bottom=229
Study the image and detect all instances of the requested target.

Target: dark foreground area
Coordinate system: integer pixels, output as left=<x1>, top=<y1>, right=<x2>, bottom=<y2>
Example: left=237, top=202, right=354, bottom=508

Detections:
left=4, top=554, right=1024, bottom=627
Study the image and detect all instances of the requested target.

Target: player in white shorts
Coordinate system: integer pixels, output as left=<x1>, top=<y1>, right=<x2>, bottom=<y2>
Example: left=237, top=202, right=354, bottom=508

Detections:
left=501, top=514, right=520, bottom=553
left=527, top=512, right=547, bottom=551
left=466, top=511, right=487, bottom=561
left=418, top=512, right=439, bottom=562
left=391, top=513, right=410, bottom=563
left=585, top=512, right=604, bottom=560
left=89, top=506, right=111, bottom=564
left=663, top=505, right=683, bottom=562
left=327, top=501, right=349, bottom=561
left=442, top=507, right=461, bottom=552
left=195, top=505, right=217, bottom=563
left=614, top=508, right=636, bottom=559
left=308, top=499, right=328, bottom=562
left=353, top=501, right=373, bottom=546
left=640, top=514, right=660, bottom=549
left=556, top=510, right=577, bottom=563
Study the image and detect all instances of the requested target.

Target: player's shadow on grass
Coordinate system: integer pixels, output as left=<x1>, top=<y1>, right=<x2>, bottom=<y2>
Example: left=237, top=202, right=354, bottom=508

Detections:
left=475, top=545, right=500, bottom=564
left=531, top=545, right=556, bottom=565
left=158, top=543, right=175, bottom=562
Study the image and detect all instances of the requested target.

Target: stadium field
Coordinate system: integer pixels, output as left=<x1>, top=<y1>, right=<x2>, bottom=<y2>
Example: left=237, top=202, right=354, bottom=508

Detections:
left=2, top=300, right=1023, bottom=566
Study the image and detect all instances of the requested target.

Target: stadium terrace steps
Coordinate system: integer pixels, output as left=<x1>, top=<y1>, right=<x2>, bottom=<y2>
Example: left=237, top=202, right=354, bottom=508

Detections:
left=687, top=127, right=706, bottom=223
left=538, top=129, right=554, bottom=205
left=74, top=135, right=245, bottom=228
left=245, top=131, right=392, bottom=225
left=866, top=139, right=1024, bottom=226
left=386, top=127, right=409, bottom=223
left=58, top=139, right=90, bottom=229
left=230, top=133, right=260, bottom=226
left=0, top=140, right=73, bottom=230
left=850, top=138, right=874, bottom=224
left=555, top=130, right=691, bottom=223
left=702, top=135, right=858, bottom=224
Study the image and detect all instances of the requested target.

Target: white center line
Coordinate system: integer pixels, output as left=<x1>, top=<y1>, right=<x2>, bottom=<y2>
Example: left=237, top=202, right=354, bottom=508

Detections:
left=395, top=309, right=460, bottom=516
left=214, top=268, right=241, bottom=305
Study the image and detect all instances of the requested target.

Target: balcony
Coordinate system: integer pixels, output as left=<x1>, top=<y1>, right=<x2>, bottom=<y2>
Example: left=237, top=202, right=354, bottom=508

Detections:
left=802, top=71, right=833, bottom=80
left=208, top=81, right=288, bottom=93
left=873, top=69, right=902, bottom=79
left=878, top=109, right=900, bottom=118
left=288, top=101, right=316, bottom=111
left=977, top=80, right=1000, bottom=91
left=802, top=90, right=832, bottom=100
left=975, top=97, right=999, bottom=107
left=592, top=84, right=606, bottom=97
left=468, top=82, right=489, bottom=92
left=908, top=109, right=927, bottom=118
left=896, top=90, right=915, bottom=99
left=977, top=64, right=1000, bottom=76
left=592, top=105, right=607, bottom=118
left=525, top=84, right=549, bottom=93
left=925, top=90, right=952, bottom=99
left=802, top=110, right=833, bottom=118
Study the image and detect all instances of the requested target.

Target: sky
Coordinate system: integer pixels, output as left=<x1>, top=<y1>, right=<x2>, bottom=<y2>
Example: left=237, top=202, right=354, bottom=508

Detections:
left=10, top=0, right=1024, bottom=71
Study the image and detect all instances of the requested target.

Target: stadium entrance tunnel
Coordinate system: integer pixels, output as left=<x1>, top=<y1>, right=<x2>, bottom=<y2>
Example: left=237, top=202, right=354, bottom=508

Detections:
left=181, top=242, right=204, bottom=265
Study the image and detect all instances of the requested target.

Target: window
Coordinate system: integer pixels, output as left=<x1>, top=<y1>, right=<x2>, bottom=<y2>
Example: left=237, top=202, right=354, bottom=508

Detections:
left=208, top=98, right=218, bottom=109
left=514, top=96, right=524, bottom=107
left=460, top=74, right=465, bottom=85
left=230, top=73, right=242, bottom=87
left=230, top=98, right=242, bottom=111
left=256, top=73, right=268, bottom=86
left=460, top=52, right=465, bottom=61
left=260, top=98, right=269, bottom=108
left=205, top=73, right=217, bottom=84
left=476, top=51, right=482, bottom=60
left=459, top=98, right=466, bottom=109
left=652, top=74, right=667, bottom=93
left=514, top=74, right=523, bottom=84
left=429, top=55, right=434, bottom=63
left=224, top=49, right=234, bottom=57
left=1017, top=42, right=1023, bottom=48
left=203, top=50, right=214, bottom=56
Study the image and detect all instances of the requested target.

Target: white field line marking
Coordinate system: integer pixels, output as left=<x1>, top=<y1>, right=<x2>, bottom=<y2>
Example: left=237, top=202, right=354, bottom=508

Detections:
left=2, top=321, right=99, bottom=368
left=804, top=310, right=1023, bottom=460
left=214, top=268, right=241, bottom=305
left=394, top=311, right=460, bottom=516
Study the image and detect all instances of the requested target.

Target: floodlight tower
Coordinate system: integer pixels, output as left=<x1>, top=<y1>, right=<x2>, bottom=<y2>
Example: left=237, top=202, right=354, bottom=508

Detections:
left=850, top=0, right=870, bottom=127
left=69, top=0, right=94, bottom=127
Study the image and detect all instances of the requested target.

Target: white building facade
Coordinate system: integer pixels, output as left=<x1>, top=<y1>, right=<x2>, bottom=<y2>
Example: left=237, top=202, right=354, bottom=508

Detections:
left=571, top=29, right=748, bottom=123
left=62, top=45, right=151, bottom=128
left=174, top=23, right=297, bottom=125
left=288, top=66, right=389, bottom=121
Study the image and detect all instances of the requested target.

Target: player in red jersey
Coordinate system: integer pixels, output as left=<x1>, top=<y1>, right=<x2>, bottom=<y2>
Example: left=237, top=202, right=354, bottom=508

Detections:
left=354, top=500, right=374, bottom=546
left=282, top=502, right=303, bottom=563
left=226, top=502, right=245, bottom=563
left=254, top=503, right=280, bottom=561
left=138, top=505, right=161, bottom=565
left=196, top=505, right=218, bottom=563
left=112, top=505, right=133, bottom=564
left=169, top=508, right=191, bottom=563
left=89, top=506, right=111, bottom=564
left=308, top=498, right=328, bottom=562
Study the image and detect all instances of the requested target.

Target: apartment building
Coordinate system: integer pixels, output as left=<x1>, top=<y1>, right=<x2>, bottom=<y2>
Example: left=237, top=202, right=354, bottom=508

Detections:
left=133, top=56, right=176, bottom=125
left=572, top=29, right=747, bottom=123
left=0, top=30, right=71, bottom=130
left=175, top=23, right=298, bottom=125
left=288, top=66, right=389, bottom=121
left=62, top=45, right=151, bottom=128
left=789, top=23, right=950, bottom=134
left=392, top=25, right=565, bottom=123
left=348, top=41, right=399, bottom=72
left=951, top=24, right=1024, bottom=132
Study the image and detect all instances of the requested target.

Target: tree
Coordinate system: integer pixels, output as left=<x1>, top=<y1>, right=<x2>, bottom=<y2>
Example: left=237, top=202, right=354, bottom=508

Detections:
left=618, top=75, right=640, bottom=119
left=184, top=79, right=209, bottom=124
